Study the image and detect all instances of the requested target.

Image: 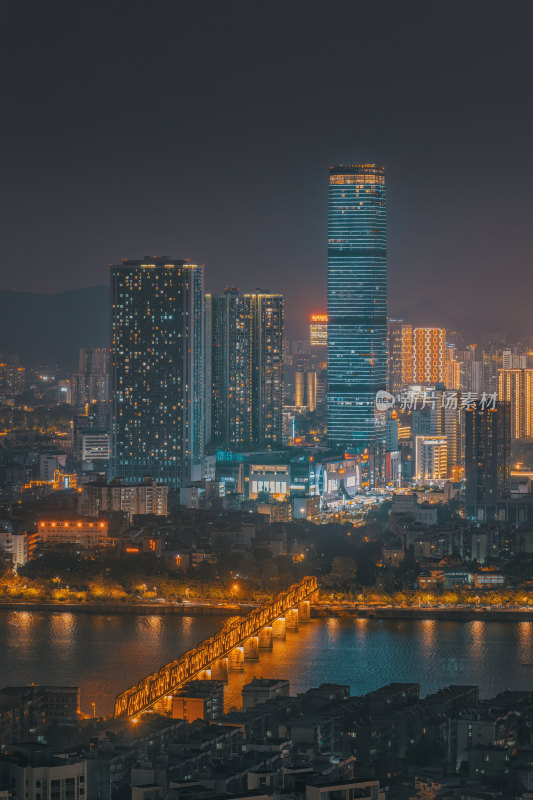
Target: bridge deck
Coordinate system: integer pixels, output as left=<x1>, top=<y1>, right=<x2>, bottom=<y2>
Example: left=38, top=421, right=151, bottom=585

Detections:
left=113, top=575, right=318, bottom=717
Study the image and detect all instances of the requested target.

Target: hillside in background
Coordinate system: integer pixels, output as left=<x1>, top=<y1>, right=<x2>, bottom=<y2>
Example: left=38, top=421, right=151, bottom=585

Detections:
left=0, top=286, right=109, bottom=370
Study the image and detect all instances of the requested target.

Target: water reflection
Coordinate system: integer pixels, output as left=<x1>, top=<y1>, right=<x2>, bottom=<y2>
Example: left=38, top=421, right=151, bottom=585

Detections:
left=1, top=611, right=532, bottom=716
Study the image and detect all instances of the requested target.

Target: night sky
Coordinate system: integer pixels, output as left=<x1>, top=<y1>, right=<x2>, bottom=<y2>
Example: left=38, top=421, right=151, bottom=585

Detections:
left=2, top=1, right=533, bottom=339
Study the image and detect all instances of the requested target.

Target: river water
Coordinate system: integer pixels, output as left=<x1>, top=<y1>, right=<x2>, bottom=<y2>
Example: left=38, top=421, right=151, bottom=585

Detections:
left=2, top=611, right=533, bottom=716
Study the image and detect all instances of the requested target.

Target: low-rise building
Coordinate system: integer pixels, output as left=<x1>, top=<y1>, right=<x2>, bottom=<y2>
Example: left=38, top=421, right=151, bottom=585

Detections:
left=38, top=519, right=118, bottom=549
left=82, top=478, right=168, bottom=518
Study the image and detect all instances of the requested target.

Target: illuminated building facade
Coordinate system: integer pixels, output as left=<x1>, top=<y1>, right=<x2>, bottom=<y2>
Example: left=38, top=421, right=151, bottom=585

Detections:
left=443, top=346, right=462, bottom=391
left=465, top=401, right=511, bottom=509
left=327, top=164, right=387, bottom=449
left=498, top=368, right=533, bottom=440
left=82, top=476, right=168, bottom=518
left=38, top=519, right=117, bottom=549
left=413, top=328, right=446, bottom=384
left=205, top=289, right=283, bottom=448
left=414, top=436, right=448, bottom=483
left=310, top=314, right=328, bottom=347
left=387, top=320, right=413, bottom=394
left=110, top=257, right=204, bottom=488
left=205, top=288, right=252, bottom=449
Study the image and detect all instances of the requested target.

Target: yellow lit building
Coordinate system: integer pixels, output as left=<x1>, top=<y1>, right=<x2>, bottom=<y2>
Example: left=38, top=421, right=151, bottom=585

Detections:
left=413, top=328, right=446, bottom=384
left=415, top=435, right=448, bottom=483
left=38, top=519, right=118, bottom=549
left=498, top=368, right=533, bottom=440
left=310, top=314, right=328, bottom=347
left=443, top=346, right=461, bottom=391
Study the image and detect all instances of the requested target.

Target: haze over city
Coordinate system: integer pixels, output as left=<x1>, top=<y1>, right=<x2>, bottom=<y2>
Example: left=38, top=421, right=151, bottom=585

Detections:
left=3, top=1, right=533, bottom=342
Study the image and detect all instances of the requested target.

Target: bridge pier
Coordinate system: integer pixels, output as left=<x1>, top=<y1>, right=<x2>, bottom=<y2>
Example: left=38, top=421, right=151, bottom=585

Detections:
left=286, top=608, right=299, bottom=630
left=211, top=657, right=228, bottom=681
left=112, top=576, right=319, bottom=718
left=197, top=668, right=212, bottom=680
left=244, top=636, right=259, bottom=660
left=298, top=600, right=311, bottom=621
left=272, top=617, right=286, bottom=639
left=258, top=626, right=273, bottom=649
left=228, top=646, right=245, bottom=671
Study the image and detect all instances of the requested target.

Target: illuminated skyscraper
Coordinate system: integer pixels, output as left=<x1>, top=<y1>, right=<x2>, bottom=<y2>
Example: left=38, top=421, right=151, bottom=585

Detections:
left=205, top=288, right=253, bottom=449
left=498, top=368, right=533, bottom=440
left=413, top=327, right=446, bottom=385
left=110, top=257, right=204, bottom=488
left=327, top=164, right=387, bottom=448
left=309, top=314, right=328, bottom=347
left=387, top=320, right=413, bottom=394
left=465, top=400, right=511, bottom=512
left=205, top=289, right=284, bottom=449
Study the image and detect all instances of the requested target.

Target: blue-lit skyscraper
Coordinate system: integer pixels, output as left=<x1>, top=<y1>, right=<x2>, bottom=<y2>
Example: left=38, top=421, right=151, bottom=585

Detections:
left=327, top=164, right=387, bottom=449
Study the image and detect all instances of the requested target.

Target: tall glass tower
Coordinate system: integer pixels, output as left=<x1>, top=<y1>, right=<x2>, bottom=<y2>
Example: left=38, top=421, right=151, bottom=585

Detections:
left=327, top=164, right=387, bottom=449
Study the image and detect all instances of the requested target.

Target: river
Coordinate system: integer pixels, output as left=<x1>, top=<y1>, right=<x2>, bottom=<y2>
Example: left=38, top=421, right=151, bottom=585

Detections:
left=2, top=610, right=533, bottom=716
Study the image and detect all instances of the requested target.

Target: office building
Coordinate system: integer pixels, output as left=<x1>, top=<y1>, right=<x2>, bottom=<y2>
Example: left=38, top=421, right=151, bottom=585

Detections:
left=71, top=347, right=110, bottom=409
left=110, top=257, right=204, bottom=488
left=387, top=320, right=413, bottom=394
left=205, top=288, right=283, bottom=449
left=498, top=368, right=533, bottom=440
left=310, top=314, right=328, bottom=347
left=413, top=328, right=446, bottom=385
left=327, top=164, right=387, bottom=449
left=465, top=401, right=511, bottom=509
left=294, top=368, right=317, bottom=410
left=38, top=519, right=117, bottom=549
left=80, top=432, right=111, bottom=464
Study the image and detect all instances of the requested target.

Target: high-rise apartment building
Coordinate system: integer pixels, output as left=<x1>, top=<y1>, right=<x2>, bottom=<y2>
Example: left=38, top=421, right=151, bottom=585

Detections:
left=0, top=352, right=25, bottom=398
left=498, top=368, right=533, bottom=440
left=443, top=345, right=461, bottom=391
left=387, top=320, right=413, bottom=394
left=205, top=288, right=253, bottom=449
left=465, top=400, right=511, bottom=510
left=413, top=328, right=446, bottom=385
left=327, top=164, right=387, bottom=449
left=414, top=436, right=448, bottom=483
left=110, top=257, right=204, bottom=488
left=71, top=347, right=110, bottom=409
left=205, top=288, right=283, bottom=449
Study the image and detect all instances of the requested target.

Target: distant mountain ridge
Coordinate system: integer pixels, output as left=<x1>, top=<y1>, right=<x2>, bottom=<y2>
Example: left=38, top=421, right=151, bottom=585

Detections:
left=0, top=286, right=109, bottom=370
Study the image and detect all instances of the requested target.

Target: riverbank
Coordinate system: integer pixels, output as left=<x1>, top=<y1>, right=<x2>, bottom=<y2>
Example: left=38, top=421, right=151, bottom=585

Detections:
left=1, top=599, right=533, bottom=621
left=315, top=605, right=533, bottom=621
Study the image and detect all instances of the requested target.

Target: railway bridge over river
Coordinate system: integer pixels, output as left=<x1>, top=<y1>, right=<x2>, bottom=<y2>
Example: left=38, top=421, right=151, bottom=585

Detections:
left=113, top=576, right=318, bottom=718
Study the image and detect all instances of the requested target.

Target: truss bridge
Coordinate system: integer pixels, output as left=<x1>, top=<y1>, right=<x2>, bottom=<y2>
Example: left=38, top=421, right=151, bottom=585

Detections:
left=113, top=575, right=318, bottom=718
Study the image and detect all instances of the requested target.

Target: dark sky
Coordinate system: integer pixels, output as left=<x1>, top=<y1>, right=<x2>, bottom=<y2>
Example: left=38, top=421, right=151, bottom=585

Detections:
left=2, top=0, right=533, bottom=339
